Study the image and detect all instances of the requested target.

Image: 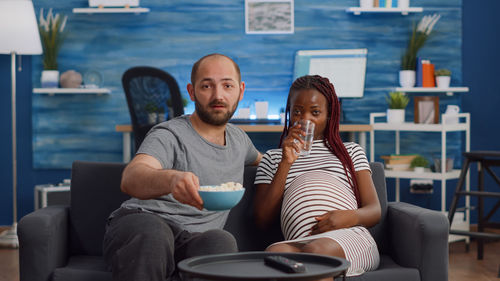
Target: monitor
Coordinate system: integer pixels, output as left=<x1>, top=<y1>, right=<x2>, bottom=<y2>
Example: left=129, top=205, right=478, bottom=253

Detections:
left=294, top=49, right=368, bottom=98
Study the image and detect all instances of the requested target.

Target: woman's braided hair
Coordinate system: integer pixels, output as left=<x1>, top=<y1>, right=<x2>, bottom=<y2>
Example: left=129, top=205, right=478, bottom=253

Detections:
left=279, top=75, right=361, bottom=207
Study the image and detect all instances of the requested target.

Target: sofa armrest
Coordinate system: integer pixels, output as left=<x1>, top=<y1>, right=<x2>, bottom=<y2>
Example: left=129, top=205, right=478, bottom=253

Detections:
left=18, top=205, right=70, bottom=281
left=386, top=202, right=449, bottom=281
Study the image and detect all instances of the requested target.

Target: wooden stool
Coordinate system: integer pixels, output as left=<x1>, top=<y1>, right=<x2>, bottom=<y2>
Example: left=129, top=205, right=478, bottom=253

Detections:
left=448, top=151, right=500, bottom=260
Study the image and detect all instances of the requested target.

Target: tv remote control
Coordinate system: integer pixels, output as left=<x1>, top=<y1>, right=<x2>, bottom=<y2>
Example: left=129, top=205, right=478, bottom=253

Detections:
left=264, top=255, right=306, bottom=273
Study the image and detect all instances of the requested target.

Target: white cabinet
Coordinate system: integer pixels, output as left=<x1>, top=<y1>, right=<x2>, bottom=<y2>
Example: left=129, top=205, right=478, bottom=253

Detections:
left=369, top=112, right=471, bottom=242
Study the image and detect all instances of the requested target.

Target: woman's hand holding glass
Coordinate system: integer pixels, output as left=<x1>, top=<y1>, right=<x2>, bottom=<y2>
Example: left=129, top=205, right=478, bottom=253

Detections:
left=281, top=123, right=305, bottom=164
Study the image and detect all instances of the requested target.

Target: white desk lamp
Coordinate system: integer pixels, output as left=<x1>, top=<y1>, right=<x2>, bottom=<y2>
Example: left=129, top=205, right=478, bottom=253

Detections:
left=0, top=0, right=42, bottom=248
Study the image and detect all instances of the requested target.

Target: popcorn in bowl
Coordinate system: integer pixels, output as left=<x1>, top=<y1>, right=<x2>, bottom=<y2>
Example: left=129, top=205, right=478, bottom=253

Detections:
left=199, top=182, right=243, bottom=192
left=198, top=182, right=245, bottom=211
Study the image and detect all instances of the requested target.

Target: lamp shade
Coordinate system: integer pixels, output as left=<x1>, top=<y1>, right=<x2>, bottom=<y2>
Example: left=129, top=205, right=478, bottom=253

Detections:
left=0, top=0, right=42, bottom=55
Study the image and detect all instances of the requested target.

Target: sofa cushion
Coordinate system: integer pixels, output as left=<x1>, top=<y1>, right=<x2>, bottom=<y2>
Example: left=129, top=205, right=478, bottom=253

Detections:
left=69, top=161, right=129, bottom=256
left=53, top=256, right=111, bottom=281
left=335, top=255, right=420, bottom=281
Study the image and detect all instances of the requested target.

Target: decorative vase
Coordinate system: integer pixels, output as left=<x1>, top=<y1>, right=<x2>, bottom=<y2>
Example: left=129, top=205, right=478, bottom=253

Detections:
left=399, top=70, right=416, bottom=88
left=41, top=70, right=60, bottom=88
left=387, top=109, right=405, bottom=124
left=436, top=76, right=451, bottom=88
left=60, top=70, right=83, bottom=88
left=398, top=0, right=410, bottom=8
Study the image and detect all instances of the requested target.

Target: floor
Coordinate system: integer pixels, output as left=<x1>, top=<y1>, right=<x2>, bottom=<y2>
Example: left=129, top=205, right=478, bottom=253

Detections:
left=1, top=228, right=499, bottom=281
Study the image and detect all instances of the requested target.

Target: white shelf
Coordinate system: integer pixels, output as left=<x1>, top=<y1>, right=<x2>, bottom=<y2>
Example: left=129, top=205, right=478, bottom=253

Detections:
left=369, top=110, right=471, bottom=218
left=346, top=7, right=423, bottom=15
left=33, top=88, right=111, bottom=95
left=385, top=169, right=461, bottom=180
left=395, top=86, right=469, bottom=96
left=72, top=7, right=150, bottom=14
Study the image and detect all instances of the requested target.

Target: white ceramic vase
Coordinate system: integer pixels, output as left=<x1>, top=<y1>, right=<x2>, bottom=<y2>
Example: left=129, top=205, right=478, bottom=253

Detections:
left=41, top=70, right=60, bottom=88
left=387, top=109, right=405, bottom=124
left=360, top=0, right=373, bottom=8
left=398, top=0, right=410, bottom=8
left=399, top=70, right=416, bottom=88
left=436, top=76, right=451, bottom=88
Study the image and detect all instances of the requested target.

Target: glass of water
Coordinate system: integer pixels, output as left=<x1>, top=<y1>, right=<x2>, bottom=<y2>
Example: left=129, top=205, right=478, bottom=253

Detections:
left=294, top=120, right=315, bottom=156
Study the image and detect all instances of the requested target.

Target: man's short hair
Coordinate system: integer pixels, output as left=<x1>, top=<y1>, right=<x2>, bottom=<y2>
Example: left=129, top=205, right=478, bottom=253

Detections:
left=190, top=53, right=241, bottom=86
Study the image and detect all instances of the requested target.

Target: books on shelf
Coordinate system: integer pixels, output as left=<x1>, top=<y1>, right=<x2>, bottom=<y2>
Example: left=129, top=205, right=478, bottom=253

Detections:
left=381, top=154, right=417, bottom=170
left=371, top=0, right=398, bottom=7
left=422, top=60, right=435, bottom=87
left=415, top=58, right=436, bottom=87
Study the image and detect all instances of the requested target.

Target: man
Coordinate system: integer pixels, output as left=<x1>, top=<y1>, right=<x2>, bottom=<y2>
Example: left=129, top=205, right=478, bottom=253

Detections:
left=103, top=54, right=262, bottom=281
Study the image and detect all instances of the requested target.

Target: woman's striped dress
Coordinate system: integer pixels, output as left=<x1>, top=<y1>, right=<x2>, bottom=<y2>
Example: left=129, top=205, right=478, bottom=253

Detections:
left=255, top=140, right=380, bottom=276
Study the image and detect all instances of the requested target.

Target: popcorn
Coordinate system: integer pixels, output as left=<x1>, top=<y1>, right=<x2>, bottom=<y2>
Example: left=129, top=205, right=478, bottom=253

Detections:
left=199, top=182, right=244, bottom=191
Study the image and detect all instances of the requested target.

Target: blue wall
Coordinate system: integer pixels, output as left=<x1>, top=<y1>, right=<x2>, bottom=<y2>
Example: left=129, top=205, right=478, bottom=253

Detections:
left=31, top=0, right=464, bottom=169
left=1, top=0, right=499, bottom=225
left=462, top=0, right=500, bottom=225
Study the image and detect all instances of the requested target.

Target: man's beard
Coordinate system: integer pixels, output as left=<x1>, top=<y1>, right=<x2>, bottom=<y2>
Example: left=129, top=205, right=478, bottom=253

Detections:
left=194, top=95, right=239, bottom=126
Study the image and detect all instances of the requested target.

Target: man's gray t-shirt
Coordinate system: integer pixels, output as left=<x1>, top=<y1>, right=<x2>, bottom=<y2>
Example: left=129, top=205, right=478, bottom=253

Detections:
left=119, top=115, right=259, bottom=233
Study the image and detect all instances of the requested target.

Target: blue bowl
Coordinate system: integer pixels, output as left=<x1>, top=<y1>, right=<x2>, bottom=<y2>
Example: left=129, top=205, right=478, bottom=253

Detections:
left=199, top=188, right=245, bottom=211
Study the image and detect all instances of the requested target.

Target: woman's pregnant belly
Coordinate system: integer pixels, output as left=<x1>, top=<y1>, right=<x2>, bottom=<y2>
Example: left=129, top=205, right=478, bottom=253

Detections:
left=281, top=170, right=358, bottom=240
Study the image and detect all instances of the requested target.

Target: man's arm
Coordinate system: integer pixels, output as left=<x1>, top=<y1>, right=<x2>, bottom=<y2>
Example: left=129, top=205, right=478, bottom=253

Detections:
left=251, top=152, right=263, bottom=166
left=121, top=154, right=203, bottom=210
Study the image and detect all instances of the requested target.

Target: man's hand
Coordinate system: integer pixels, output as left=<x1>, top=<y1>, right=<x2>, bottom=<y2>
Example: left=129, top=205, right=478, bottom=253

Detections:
left=169, top=170, right=203, bottom=210
left=310, top=210, right=358, bottom=235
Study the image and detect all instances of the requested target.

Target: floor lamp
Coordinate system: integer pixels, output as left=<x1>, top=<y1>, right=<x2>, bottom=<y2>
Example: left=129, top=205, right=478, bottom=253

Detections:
left=0, top=0, right=42, bottom=248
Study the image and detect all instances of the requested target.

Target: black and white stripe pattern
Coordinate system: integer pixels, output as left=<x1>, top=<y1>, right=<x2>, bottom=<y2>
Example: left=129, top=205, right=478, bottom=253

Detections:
left=255, top=140, right=379, bottom=276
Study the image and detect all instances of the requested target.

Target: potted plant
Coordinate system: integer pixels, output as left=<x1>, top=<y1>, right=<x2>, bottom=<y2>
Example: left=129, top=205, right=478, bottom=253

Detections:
left=410, top=155, right=429, bottom=173
left=38, top=8, right=68, bottom=88
left=145, top=102, right=160, bottom=124
left=400, top=14, right=441, bottom=88
left=435, top=68, right=451, bottom=88
left=386, top=91, right=409, bottom=123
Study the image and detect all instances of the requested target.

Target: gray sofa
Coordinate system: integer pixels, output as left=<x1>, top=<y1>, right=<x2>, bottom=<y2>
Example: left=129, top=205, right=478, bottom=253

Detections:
left=19, top=161, right=449, bottom=281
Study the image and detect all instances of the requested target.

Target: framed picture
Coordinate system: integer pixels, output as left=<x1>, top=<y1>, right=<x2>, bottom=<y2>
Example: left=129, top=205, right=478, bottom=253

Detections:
left=245, top=0, right=294, bottom=34
left=414, top=96, right=440, bottom=124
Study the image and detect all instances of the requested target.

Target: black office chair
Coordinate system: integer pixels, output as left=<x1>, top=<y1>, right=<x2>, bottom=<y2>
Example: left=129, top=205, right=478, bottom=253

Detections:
left=122, top=66, right=184, bottom=151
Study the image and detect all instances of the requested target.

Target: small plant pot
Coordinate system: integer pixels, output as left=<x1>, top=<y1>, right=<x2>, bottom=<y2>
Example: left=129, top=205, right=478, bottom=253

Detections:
left=436, top=76, right=451, bottom=88
left=157, top=113, right=166, bottom=123
left=387, top=109, right=405, bottom=124
left=414, top=167, right=425, bottom=173
left=399, top=70, right=415, bottom=88
left=41, top=70, right=60, bottom=88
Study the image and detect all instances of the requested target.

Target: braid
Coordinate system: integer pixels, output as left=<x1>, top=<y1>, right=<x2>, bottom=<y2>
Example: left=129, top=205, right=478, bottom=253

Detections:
left=280, top=75, right=361, bottom=208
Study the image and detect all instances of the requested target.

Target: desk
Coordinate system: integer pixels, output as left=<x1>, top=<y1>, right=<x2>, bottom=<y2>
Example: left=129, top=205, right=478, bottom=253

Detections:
left=116, top=123, right=372, bottom=163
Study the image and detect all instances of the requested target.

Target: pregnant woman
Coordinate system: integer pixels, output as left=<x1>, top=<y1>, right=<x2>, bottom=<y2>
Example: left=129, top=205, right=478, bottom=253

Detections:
left=254, top=75, right=381, bottom=278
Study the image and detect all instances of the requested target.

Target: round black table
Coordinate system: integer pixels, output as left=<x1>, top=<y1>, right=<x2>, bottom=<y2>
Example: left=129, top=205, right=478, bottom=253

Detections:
left=178, top=251, right=349, bottom=281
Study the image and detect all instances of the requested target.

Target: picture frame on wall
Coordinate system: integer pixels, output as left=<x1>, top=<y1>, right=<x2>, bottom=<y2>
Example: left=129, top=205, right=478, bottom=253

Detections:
left=414, top=96, right=440, bottom=124
left=245, top=0, right=294, bottom=34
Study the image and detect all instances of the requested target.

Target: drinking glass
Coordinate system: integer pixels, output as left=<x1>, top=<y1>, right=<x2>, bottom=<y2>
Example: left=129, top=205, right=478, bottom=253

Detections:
left=294, top=120, right=315, bottom=156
